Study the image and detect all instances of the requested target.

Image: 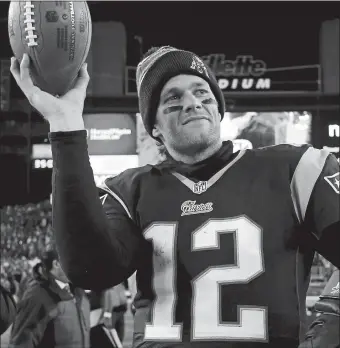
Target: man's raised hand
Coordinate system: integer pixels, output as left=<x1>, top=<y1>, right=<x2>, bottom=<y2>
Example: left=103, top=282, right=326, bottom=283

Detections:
left=10, top=53, right=89, bottom=132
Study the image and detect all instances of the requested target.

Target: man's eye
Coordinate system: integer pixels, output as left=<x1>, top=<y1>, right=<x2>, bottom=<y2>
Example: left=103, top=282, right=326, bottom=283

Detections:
left=196, top=89, right=208, bottom=96
left=165, top=95, right=179, bottom=103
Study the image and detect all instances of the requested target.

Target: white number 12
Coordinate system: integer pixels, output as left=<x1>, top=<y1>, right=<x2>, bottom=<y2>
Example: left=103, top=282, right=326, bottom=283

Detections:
left=143, top=216, right=267, bottom=342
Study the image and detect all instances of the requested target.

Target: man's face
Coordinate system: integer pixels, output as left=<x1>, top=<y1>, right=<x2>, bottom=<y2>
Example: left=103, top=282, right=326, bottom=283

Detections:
left=153, top=75, right=221, bottom=156
left=52, top=260, right=69, bottom=283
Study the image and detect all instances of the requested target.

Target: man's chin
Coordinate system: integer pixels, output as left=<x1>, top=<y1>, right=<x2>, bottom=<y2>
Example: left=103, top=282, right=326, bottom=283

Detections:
left=181, top=127, right=213, bottom=143
left=176, top=132, right=215, bottom=153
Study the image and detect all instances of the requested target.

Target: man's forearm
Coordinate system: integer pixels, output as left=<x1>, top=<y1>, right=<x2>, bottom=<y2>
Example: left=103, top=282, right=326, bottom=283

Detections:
left=49, top=130, right=139, bottom=290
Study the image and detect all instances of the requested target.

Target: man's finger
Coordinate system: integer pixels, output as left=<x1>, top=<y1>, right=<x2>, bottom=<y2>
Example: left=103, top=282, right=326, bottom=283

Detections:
left=10, top=57, right=20, bottom=84
left=20, top=53, right=33, bottom=83
left=73, top=63, right=90, bottom=91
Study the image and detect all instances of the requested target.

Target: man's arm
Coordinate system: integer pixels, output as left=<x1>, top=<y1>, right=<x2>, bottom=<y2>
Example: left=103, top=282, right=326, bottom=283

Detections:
left=291, top=149, right=339, bottom=347
left=11, top=56, right=140, bottom=291
left=290, top=147, right=340, bottom=267
left=303, top=152, right=340, bottom=268
left=0, top=285, right=16, bottom=335
left=50, top=130, right=145, bottom=291
left=9, top=292, right=48, bottom=348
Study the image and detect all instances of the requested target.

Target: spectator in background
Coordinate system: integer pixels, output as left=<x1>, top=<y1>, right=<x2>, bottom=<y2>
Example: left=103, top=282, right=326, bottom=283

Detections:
left=16, top=262, right=45, bottom=302
left=0, top=284, right=16, bottom=335
left=101, top=283, right=128, bottom=343
left=9, top=249, right=90, bottom=348
left=89, top=283, right=127, bottom=348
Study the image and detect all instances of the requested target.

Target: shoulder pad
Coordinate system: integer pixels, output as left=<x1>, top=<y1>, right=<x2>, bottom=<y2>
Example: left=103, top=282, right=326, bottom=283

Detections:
left=252, top=143, right=311, bottom=159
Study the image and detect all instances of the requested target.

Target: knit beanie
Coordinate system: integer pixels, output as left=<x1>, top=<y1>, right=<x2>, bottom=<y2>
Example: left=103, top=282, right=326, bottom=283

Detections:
left=136, top=46, right=225, bottom=138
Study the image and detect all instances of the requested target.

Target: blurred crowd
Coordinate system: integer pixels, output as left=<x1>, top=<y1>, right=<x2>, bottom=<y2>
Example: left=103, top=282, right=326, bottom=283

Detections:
left=1, top=200, right=133, bottom=348
left=0, top=200, right=53, bottom=296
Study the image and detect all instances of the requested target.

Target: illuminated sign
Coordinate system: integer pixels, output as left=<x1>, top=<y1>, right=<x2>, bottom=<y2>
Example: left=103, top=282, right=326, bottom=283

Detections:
left=87, top=128, right=132, bottom=141
left=32, top=144, right=52, bottom=159
left=328, top=124, right=340, bottom=138
left=125, top=56, right=319, bottom=94
left=326, top=124, right=340, bottom=163
left=33, top=159, right=53, bottom=169
left=83, top=113, right=137, bottom=155
left=320, top=114, right=340, bottom=162
left=32, top=155, right=139, bottom=174
left=202, top=55, right=271, bottom=91
left=202, top=54, right=319, bottom=92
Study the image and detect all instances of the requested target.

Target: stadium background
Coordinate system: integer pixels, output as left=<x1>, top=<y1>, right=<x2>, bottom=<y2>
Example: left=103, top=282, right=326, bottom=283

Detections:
left=0, top=2, right=339, bottom=347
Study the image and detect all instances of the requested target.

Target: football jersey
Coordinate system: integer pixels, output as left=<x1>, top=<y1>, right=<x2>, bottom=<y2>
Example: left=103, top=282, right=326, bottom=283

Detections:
left=99, top=144, right=339, bottom=348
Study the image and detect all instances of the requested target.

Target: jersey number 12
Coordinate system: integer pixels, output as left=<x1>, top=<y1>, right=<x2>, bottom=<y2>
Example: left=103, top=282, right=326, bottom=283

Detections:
left=144, top=216, right=267, bottom=342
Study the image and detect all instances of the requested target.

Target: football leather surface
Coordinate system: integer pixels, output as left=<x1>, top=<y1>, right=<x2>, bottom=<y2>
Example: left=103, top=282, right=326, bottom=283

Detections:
left=8, top=1, right=92, bottom=96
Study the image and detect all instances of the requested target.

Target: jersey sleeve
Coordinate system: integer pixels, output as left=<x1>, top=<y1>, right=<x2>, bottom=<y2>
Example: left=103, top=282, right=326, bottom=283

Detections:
left=100, top=164, right=153, bottom=225
left=49, top=130, right=145, bottom=291
left=290, top=147, right=340, bottom=267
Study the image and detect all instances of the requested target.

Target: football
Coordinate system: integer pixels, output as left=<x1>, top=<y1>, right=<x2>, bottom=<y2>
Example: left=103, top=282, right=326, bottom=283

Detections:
left=8, top=1, right=92, bottom=96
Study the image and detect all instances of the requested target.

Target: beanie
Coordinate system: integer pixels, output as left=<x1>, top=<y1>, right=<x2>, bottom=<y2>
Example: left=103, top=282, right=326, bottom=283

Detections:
left=136, top=46, right=225, bottom=138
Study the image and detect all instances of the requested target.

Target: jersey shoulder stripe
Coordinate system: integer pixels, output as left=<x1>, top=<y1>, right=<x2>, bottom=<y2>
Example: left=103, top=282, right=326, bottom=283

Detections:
left=290, top=147, right=330, bottom=224
left=98, top=182, right=133, bottom=219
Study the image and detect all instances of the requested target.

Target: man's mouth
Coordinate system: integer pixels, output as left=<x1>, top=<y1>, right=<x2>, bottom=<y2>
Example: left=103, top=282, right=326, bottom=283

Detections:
left=182, top=115, right=209, bottom=125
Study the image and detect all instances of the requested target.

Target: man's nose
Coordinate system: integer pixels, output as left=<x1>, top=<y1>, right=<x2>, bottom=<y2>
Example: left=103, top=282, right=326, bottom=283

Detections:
left=183, top=93, right=202, bottom=113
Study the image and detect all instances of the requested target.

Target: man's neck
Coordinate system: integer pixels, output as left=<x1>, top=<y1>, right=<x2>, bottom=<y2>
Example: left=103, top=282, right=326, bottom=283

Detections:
left=169, top=140, right=223, bottom=165
left=55, top=278, right=68, bottom=289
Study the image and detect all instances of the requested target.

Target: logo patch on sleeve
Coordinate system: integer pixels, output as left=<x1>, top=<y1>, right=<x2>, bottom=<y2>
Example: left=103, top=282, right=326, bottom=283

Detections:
left=100, top=194, right=108, bottom=205
left=324, top=172, right=340, bottom=194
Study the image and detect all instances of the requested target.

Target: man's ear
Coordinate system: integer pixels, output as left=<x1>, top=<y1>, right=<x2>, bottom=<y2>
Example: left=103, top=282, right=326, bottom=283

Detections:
left=152, top=126, right=161, bottom=139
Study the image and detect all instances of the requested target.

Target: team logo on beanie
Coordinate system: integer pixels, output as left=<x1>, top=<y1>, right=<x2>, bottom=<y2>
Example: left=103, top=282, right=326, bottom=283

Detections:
left=190, top=56, right=209, bottom=77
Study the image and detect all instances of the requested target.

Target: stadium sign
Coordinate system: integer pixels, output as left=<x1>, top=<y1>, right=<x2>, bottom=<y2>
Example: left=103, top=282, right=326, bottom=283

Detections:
left=83, top=113, right=137, bottom=156
left=202, top=55, right=270, bottom=91
left=328, top=124, right=340, bottom=138
left=201, top=54, right=320, bottom=92
left=125, top=55, right=319, bottom=95
left=322, top=121, right=340, bottom=163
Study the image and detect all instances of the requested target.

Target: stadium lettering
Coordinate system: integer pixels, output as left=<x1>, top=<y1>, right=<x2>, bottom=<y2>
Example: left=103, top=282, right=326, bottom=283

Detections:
left=202, top=55, right=266, bottom=77
left=87, top=128, right=132, bottom=141
left=217, top=78, right=271, bottom=91
left=328, top=124, right=340, bottom=138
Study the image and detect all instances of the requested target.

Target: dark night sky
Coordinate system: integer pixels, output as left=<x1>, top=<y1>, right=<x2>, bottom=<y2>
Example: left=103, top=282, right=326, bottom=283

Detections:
left=0, top=2, right=339, bottom=67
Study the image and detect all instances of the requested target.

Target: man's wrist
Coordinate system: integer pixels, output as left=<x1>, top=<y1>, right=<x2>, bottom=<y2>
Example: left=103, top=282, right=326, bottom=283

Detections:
left=49, top=116, right=85, bottom=133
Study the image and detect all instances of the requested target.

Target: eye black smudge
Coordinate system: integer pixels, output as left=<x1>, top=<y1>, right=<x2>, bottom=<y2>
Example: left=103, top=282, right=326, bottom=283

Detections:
left=164, top=106, right=183, bottom=114
left=202, top=98, right=217, bottom=105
